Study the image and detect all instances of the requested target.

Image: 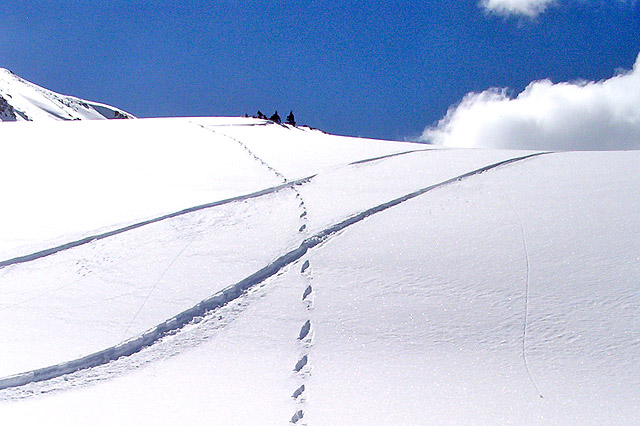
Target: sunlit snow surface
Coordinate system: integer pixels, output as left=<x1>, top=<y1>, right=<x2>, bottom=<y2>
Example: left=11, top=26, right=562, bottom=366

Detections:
left=0, top=68, right=134, bottom=122
left=0, top=117, right=639, bottom=425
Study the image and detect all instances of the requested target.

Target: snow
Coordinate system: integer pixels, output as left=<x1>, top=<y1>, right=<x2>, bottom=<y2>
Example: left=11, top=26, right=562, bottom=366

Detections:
left=304, top=151, right=640, bottom=424
left=0, top=68, right=134, bottom=122
left=0, top=114, right=639, bottom=425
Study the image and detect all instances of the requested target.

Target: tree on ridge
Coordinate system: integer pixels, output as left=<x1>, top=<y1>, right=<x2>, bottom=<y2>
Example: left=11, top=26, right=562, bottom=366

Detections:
left=286, top=111, right=296, bottom=126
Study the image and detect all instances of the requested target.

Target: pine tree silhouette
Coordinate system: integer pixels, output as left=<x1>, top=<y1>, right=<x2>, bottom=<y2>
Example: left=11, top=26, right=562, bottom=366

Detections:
left=286, top=110, right=296, bottom=126
left=269, top=110, right=281, bottom=124
left=256, top=110, right=267, bottom=119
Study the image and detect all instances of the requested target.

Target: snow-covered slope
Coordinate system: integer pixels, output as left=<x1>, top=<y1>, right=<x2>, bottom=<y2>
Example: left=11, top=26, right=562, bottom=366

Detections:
left=0, top=69, right=134, bottom=121
left=0, top=117, right=638, bottom=425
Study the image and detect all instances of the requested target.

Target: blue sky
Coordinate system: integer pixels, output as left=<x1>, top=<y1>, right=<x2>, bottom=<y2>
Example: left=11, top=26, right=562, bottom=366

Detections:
left=1, top=1, right=639, bottom=141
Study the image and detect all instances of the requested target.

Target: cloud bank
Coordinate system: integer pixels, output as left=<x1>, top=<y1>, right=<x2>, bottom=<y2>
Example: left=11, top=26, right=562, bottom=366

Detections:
left=481, top=0, right=557, bottom=17
left=421, top=53, right=640, bottom=151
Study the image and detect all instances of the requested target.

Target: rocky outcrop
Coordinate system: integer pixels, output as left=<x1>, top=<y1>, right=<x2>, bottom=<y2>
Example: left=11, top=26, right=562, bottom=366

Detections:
left=0, top=94, right=17, bottom=121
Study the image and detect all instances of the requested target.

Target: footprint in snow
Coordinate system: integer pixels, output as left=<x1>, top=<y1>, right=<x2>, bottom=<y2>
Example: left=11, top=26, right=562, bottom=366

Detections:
left=291, top=410, right=304, bottom=423
left=292, top=384, right=305, bottom=399
left=302, top=285, right=312, bottom=301
left=294, top=355, right=308, bottom=372
left=298, top=320, right=311, bottom=340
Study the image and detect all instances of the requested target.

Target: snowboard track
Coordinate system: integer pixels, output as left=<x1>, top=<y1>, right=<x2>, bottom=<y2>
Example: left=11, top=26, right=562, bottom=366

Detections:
left=0, top=152, right=548, bottom=391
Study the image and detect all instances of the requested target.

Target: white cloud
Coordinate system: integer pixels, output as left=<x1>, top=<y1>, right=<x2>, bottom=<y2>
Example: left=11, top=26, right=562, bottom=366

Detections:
left=481, top=0, right=556, bottom=17
left=421, top=53, right=640, bottom=151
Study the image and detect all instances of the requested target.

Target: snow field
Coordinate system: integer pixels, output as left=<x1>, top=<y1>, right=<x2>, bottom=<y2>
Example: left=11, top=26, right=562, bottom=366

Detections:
left=0, top=118, right=282, bottom=260
left=0, top=116, right=416, bottom=389
left=0, top=189, right=303, bottom=377
left=0, top=117, right=639, bottom=425
left=0, top=266, right=309, bottom=425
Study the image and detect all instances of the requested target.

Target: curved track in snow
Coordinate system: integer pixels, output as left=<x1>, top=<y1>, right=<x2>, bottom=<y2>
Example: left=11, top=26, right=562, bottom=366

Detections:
left=0, top=151, right=547, bottom=391
left=0, top=128, right=424, bottom=271
left=0, top=176, right=314, bottom=270
left=504, top=190, right=544, bottom=398
left=193, top=123, right=288, bottom=183
left=348, top=148, right=432, bottom=165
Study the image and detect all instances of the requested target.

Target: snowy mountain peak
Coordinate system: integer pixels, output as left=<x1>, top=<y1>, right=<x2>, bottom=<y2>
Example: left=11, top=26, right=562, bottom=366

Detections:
left=0, top=69, right=135, bottom=122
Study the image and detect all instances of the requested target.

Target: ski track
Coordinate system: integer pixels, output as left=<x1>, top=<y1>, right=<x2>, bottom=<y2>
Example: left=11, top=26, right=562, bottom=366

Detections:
left=0, top=151, right=548, bottom=392
left=0, top=120, right=303, bottom=270
left=504, top=190, right=544, bottom=399
left=0, top=132, right=427, bottom=272
left=195, top=123, right=314, bottom=424
left=0, top=177, right=313, bottom=270
left=119, top=240, right=194, bottom=342
left=348, top=148, right=432, bottom=165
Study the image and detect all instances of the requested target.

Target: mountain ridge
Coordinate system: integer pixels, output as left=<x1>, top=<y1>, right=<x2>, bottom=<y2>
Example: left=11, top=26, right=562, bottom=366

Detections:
left=0, top=68, right=135, bottom=122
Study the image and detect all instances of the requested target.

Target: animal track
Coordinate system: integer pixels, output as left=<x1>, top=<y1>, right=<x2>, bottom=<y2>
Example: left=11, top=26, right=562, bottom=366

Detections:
left=300, top=260, right=310, bottom=274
